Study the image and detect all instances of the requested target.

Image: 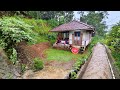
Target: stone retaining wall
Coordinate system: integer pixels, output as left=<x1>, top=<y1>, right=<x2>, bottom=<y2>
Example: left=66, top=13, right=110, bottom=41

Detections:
left=0, top=48, right=20, bottom=79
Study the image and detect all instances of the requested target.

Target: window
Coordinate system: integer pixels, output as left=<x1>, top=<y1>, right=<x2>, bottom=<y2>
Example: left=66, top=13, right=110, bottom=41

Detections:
left=75, top=32, right=80, bottom=37
left=62, top=31, right=69, bottom=39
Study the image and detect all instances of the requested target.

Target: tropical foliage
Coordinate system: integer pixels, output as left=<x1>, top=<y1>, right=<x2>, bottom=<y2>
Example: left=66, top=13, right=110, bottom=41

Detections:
left=0, top=16, right=57, bottom=64
left=78, top=11, right=108, bottom=36
left=105, top=23, right=120, bottom=70
left=0, top=16, right=33, bottom=63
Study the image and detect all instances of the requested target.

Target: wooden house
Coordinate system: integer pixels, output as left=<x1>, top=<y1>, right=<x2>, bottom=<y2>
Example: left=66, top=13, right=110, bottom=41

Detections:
left=50, top=20, right=95, bottom=53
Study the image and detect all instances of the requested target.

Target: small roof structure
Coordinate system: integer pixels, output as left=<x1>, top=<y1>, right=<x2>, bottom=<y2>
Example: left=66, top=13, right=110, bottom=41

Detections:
left=50, top=20, right=95, bottom=32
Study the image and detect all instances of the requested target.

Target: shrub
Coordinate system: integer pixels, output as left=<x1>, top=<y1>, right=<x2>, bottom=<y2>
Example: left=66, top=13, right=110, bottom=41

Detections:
left=33, top=58, right=44, bottom=71
left=9, top=48, right=17, bottom=64
left=47, top=19, right=59, bottom=28
left=70, top=71, right=77, bottom=79
left=106, top=25, right=120, bottom=53
left=21, top=64, right=26, bottom=73
left=23, top=18, right=52, bottom=35
left=105, top=24, right=120, bottom=70
left=0, top=16, right=34, bottom=64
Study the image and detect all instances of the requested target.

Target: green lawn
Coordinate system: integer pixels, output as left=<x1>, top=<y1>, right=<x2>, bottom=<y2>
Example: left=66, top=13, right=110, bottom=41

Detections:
left=45, top=48, right=87, bottom=62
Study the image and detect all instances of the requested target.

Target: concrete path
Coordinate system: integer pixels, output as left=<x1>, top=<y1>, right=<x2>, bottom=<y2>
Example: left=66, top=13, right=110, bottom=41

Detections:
left=82, top=43, right=113, bottom=79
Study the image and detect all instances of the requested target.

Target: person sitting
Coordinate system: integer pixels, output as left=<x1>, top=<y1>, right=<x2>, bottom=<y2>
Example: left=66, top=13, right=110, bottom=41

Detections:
left=56, top=37, right=61, bottom=44
left=64, top=38, right=69, bottom=44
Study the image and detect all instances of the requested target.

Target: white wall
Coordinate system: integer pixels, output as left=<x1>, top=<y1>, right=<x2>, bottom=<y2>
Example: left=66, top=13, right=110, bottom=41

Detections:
left=83, top=31, right=90, bottom=41
left=69, top=30, right=91, bottom=45
left=82, top=30, right=91, bottom=46
left=69, top=31, right=74, bottom=44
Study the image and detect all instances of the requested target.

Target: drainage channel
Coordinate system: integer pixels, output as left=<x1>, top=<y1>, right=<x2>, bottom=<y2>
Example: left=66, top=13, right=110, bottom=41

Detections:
left=65, top=43, right=116, bottom=79
left=64, top=45, right=95, bottom=79
left=104, top=44, right=115, bottom=79
left=76, top=52, right=93, bottom=79
left=104, top=44, right=120, bottom=79
left=64, top=50, right=93, bottom=79
left=80, top=43, right=114, bottom=79
left=76, top=44, right=96, bottom=79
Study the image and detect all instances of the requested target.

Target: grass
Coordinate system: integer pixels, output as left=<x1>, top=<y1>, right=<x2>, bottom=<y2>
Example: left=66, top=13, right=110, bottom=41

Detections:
left=45, top=48, right=87, bottom=62
left=44, top=36, right=100, bottom=62
left=43, top=36, right=99, bottom=79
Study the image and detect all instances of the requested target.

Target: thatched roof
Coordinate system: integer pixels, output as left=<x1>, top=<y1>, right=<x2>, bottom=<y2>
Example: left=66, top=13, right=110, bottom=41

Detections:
left=50, top=20, right=95, bottom=32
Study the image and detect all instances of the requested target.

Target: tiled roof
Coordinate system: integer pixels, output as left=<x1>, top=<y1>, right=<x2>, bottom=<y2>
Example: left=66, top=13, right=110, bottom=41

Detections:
left=50, top=20, right=95, bottom=32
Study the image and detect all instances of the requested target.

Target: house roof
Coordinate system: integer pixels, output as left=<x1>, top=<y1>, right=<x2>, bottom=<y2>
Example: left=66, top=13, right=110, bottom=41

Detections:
left=50, top=20, right=95, bottom=32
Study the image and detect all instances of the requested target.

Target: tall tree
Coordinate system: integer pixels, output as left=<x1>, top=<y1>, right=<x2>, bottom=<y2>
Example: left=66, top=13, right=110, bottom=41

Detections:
left=0, top=11, right=29, bottom=17
left=63, top=11, right=74, bottom=22
left=77, top=11, right=85, bottom=21
left=27, top=11, right=74, bottom=22
left=77, top=11, right=108, bottom=36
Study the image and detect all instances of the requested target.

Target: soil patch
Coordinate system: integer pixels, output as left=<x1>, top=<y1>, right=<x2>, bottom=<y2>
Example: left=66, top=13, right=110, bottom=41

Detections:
left=21, top=42, right=76, bottom=79
left=44, top=60, right=76, bottom=70
left=23, top=66, right=70, bottom=79
left=23, top=42, right=51, bottom=62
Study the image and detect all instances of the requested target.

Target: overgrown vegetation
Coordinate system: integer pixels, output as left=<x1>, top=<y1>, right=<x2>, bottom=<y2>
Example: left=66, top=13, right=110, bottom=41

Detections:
left=17, top=16, right=57, bottom=45
left=0, top=15, right=57, bottom=76
left=22, top=18, right=52, bottom=34
left=105, top=23, right=120, bottom=70
left=22, top=17, right=57, bottom=45
left=0, top=11, right=74, bottom=67
left=0, top=16, right=34, bottom=64
left=0, top=16, right=57, bottom=65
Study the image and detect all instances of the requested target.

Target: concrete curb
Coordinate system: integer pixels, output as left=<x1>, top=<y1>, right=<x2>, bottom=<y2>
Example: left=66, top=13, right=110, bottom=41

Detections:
left=104, top=45, right=115, bottom=79
left=103, top=44, right=120, bottom=79
left=76, top=44, right=97, bottom=79
left=76, top=52, right=93, bottom=79
left=64, top=72, right=70, bottom=79
left=64, top=43, right=119, bottom=79
left=64, top=44, right=96, bottom=79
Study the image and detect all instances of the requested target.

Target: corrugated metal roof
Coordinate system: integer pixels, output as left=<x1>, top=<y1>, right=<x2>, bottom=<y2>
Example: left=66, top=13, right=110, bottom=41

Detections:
left=50, top=20, right=95, bottom=32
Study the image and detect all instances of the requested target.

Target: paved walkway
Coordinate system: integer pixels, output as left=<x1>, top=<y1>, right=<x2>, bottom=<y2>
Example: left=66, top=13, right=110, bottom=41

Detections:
left=82, top=43, right=112, bottom=79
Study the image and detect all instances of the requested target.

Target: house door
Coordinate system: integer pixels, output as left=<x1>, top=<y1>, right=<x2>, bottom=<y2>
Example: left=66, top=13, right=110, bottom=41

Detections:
left=74, top=32, right=81, bottom=45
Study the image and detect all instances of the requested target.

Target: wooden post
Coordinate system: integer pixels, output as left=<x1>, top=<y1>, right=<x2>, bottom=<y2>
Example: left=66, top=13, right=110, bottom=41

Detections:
left=77, top=33, right=78, bottom=45
left=72, top=33, right=74, bottom=45
left=80, top=33, right=83, bottom=46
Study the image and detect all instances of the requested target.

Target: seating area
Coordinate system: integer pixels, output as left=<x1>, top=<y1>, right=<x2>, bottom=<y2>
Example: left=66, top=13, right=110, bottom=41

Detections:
left=53, top=39, right=70, bottom=50
left=56, top=38, right=69, bottom=44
